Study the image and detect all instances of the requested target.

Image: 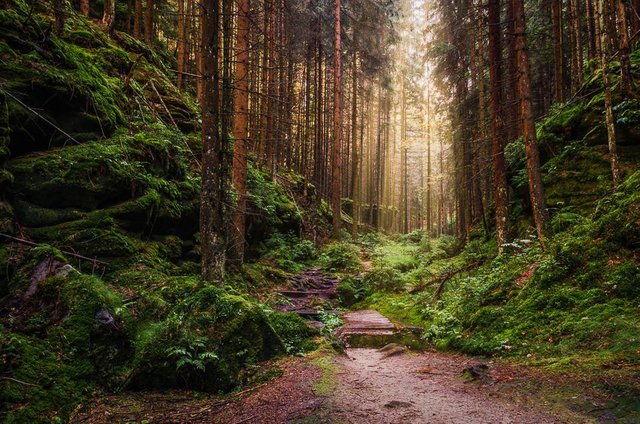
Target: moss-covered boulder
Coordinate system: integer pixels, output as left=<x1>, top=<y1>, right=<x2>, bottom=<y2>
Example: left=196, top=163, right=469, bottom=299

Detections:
left=0, top=256, right=130, bottom=423
left=129, top=286, right=284, bottom=392
left=595, top=170, right=640, bottom=248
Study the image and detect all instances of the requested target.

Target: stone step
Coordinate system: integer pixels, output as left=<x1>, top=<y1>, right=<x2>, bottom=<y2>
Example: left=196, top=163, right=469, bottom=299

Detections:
left=279, top=290, right=335, bottom=299
left=336, top=309, right=426, bottom=350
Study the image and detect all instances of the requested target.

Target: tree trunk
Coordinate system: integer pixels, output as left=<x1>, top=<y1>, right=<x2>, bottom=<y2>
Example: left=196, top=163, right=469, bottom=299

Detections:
left=426, top=89, right=432, bottom=234
left=616, top=0, right=634, bottom=96
left=505, top=0, right=519, bottom=141
left=570, top=0, right=583, bottom=92
left=176, top=0, right=186, bottom=90
left=144, top=0, right=154, bottom=45
left=596, top=0, right=622, bottom=187
left=197, top=7, right=204, bottom=103
left=228, top=0, right=250, bottom=267
left=488, top=0, right=509, bottom=251
left=512, top=0, right=550, bottom=245
left=200, top=0, right=225, bottom=283
left=632, top=0, right=640, bottom=40
left=134, top=0, right=142, bottom=38
left=350, top=43, right=359, bottom=238
left=331, top=0, right=342, bottom=239
left=552, top=0, right=565, bottom=102
left=54, top=0, right=65, bottom=34
left=102, top=0, right=115, bottom=32
left=586, top=0, right=597, bottom=60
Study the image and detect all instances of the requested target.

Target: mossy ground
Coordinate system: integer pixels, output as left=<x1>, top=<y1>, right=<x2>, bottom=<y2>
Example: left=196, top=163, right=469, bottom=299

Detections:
left=0, top=1, right=327, bottom=421
left=348, top=50, right=640, bottom=417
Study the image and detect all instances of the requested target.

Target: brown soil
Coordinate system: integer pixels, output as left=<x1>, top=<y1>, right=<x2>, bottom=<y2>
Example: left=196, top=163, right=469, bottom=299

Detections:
left=74, top=310, right=596, bottom=423
left=331, top=348, right=558, bottom=424
left=72, top=358, right=324, bottom=424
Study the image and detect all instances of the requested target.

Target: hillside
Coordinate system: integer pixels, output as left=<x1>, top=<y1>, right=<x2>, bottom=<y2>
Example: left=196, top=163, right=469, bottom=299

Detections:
left=1, top=0, right=640, bottom=422
left=0, top=2, right=330, bottom=422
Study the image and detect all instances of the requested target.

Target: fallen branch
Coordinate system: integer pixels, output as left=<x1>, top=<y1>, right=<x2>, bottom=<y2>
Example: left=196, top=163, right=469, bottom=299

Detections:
left=0, top=376, right=40, bottom=387
left=232, top=415, right=258, bottom=424
left=0, top=233, right=108, bottom=267
left=432, top=261, right=481, bottom=300
left=149, top=81, right=178, bottom=128
left=0, top=88, right=81, bottom=146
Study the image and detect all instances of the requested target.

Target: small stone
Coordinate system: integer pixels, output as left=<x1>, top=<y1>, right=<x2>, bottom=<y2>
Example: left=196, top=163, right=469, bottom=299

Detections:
left=384, top=400, right=412, bottom=408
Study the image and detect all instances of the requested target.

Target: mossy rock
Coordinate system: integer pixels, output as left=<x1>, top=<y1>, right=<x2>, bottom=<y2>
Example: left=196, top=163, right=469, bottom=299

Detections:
left=595, top=170, right=640, bottom=248
left=129, top=286, right=284, bottom=392
left=268, top=312, right=318, bottom=354
left=1, top=268, right=130, bottom=423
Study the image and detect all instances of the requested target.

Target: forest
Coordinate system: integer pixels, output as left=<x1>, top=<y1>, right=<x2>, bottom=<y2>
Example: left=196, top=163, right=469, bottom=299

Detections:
left=0, top=0, right=639, bottom=422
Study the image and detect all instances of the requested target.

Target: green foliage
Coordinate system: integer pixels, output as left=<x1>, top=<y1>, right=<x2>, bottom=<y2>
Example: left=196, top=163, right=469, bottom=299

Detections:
left=336, top=276, right=371, bottom=307
left=400, top=229, right=426, bottom=243
left=317, top=312, right=343, bottom=330
left=318, top=242, right=361, bottom=273
left=130, top=286, right=284, bottom=392
left=248, top=164, right=302, bottom=227
left=372, top=240, right=419, bottom=272
left=260, top=233, right=317, bottom=272
left=505, top=138, right=528, bottom=188
left=595, top=170, right=640, bottom=248
left=355, top=167, right=640, bottom=365
left=614, top=99, right=640, bottom=127
left=363, top=266, right=405, bottom=293
left=267, top=312, right=318, bottom=355
left=0, top=269, right=130, bottom=423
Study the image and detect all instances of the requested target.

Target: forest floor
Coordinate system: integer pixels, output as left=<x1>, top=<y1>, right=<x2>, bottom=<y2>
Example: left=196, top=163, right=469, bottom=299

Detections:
left=74, top=307, right=624, bottom=423
left=71, top=263, right=640, bottom=423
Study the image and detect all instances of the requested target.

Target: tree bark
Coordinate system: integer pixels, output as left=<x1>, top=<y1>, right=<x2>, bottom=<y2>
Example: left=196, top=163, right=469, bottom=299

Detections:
left=488, top=0, right=510, bottom=251
left=102, top=0, right=116, bottom=33
left=350, top=42, right=359, bottom=238
left=144, top=0, right=154, bottom=46
left=331, top=0, right=342, bottom=239
left=512, top=0, right=550, bottom=244
left=200, top=0, right=226, bottom=283
left=80, top=0, right=90, bottom=16
left=586, top=0, right=597, bottom=60
left=595, top=0, right=622, bottom=188
left=569, top=0, right=584, bottom=92
left=632, top=0, right=640, bottom=39
left=616, top=0, right=634, bottom=96
left=54, top=0, right=65, bottom=34
left=229, top=0, right=250, bottom=266
left=176, top=0, right=186, bottom=90
left=552, top=0, right=565, bottom=102
left=134, top=0, right=142, bottom=38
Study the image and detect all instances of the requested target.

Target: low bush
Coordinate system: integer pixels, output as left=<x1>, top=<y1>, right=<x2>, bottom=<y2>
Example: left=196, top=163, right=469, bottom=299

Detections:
left=336, top=276, right=371, bottom=307
left=318, top=242, right=361, bottom=273
left=363, top=266, right=405, bottom=293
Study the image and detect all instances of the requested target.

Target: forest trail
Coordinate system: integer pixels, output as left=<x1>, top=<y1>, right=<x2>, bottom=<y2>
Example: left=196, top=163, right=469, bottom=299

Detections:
left=206, top=309, right=562, bottom=423
left=329, top=309, right=557, bottom=423
left=329, top=347, right=556, bottom=424
left=76, top=307, right=568, bottom=423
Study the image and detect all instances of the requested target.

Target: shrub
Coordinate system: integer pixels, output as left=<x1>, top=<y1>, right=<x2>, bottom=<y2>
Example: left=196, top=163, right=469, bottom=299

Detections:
left=336, top=276, right=371, bottom=307
left=318, top=242, right=361, bottom=272
left=268, top=312, right=318, bottom=355
left=261, top=233, right=317, bottom=273
left=363, top=266, right=405, bottom=293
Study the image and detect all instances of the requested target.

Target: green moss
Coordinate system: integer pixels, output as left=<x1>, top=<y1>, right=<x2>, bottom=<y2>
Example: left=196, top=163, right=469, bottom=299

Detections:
left=595, top=170, right=640, bottom=248
left=268, top=312, right=318, bottom=354
left=317, top=242, right=361, bottom=273
left=1, top=268, right=129, bottom=423
left=129, top=286, right=284, bottom=392
left=247, top=164, right=302, bottom=235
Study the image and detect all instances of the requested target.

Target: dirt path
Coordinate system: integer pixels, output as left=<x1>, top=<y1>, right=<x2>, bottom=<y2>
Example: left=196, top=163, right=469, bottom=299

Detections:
left=330, top=348, right=556, bottom=424
left=74, top=308, right=590, bottom=423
